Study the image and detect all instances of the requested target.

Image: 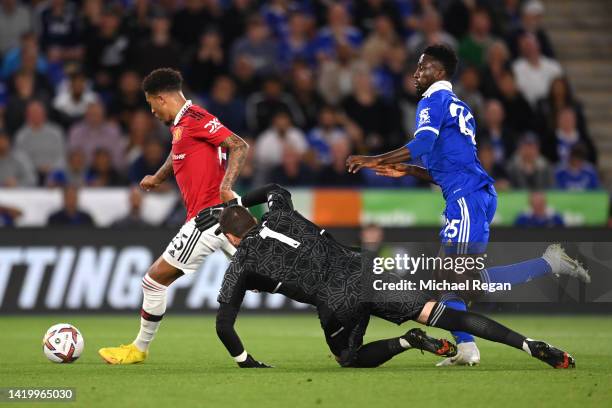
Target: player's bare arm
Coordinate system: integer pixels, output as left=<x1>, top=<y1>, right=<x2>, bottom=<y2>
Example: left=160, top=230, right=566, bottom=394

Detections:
left=219, top=133, right=249, bottom=202
left=140, top=153, right=173, bottom=191
left=373, top=164, right=435, bottom=184
left=346, top=146, right=412, bottom=174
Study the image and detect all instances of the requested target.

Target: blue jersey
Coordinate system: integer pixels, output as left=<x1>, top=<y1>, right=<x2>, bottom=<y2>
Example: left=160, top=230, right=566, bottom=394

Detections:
left=406, top=81, right=494, bottom=203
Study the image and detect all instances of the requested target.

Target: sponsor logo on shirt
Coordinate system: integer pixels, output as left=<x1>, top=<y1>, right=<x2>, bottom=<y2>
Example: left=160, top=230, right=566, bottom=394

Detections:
left=418, top=108, right=431, bottom=126
left=173, top=153, right=186, bottom=160
left=172, top=126, right=183, bottom=143
left=204, top=118, right=223, bottom=134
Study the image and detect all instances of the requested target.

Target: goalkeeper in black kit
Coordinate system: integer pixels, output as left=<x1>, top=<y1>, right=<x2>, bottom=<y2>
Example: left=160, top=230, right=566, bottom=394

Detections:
left=195, top=184, right=575, bottom=369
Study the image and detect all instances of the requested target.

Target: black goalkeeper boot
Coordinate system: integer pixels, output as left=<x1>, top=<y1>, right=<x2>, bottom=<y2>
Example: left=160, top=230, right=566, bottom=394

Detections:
left=525, top=340, right=576, bottom=369
left=403, top=328, right=457, bottom=357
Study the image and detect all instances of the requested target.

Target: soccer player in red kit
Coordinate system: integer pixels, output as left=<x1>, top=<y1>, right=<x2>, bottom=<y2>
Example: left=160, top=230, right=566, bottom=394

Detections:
left=99, top=68, right=249, bottom=364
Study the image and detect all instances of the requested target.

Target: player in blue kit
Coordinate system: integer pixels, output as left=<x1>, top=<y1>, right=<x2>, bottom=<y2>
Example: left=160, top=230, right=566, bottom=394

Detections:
left=346, top=44, right=589, bottom=366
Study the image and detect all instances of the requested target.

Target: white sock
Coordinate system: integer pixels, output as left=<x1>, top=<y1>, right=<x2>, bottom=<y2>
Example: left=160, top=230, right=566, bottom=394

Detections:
left=399, top=338, right=411, bottom=349
left=134, top=274, right=168, bottom=352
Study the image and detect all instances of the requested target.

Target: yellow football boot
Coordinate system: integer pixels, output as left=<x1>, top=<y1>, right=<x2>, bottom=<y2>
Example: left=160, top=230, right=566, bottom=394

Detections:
left=98, top=344, right=148, bottom=365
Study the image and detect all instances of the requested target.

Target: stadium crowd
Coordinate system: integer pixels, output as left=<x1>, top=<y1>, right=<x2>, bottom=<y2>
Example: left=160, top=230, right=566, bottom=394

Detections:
left=0, top=0, right=605, bottom=227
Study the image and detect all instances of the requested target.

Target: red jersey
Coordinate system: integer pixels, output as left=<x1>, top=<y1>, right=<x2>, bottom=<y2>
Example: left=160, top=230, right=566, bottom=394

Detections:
left=169, top=101, right=233, bottom=221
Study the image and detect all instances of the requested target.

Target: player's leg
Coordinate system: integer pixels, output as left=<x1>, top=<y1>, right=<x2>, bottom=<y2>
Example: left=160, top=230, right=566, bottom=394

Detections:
left=416, top=301, right=575, bottom=368
left=438, top=196, right=480, bottom=360
left=99, top=218, right=232, bottom=364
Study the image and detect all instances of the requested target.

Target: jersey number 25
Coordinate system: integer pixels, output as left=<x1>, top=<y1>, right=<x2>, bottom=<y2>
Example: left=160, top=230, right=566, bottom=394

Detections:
left=450, top=103, right=476, bottom=145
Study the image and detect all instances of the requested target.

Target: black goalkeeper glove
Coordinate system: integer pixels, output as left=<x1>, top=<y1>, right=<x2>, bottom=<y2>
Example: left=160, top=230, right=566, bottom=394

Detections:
left=194, top=204, right=224, bottom=233
left=194, top=198, right=242, bottom=233
left=237, top=354, right=273, bottom=368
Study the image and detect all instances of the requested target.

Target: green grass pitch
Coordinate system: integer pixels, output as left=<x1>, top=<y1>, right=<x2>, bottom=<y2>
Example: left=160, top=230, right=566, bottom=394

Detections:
left=1, top=314, right=611, bottom=408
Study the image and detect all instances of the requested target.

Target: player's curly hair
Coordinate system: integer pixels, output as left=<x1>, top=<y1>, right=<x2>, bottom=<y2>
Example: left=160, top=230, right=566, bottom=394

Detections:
left=142, top=68, right=183, bottom=94
left=219, top=205, right=257, bottom=238
left=424, top=44, right=458, bottom=79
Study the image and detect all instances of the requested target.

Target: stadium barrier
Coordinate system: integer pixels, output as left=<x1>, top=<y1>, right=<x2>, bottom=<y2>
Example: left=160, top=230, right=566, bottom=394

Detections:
left=0, top=188, right=609, bottom=227
left=1, top=228, right=610, bottom=314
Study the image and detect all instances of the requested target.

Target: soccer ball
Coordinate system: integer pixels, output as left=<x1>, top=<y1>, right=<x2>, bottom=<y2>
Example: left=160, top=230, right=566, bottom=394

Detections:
left=42, top=323, right=84, bottom=363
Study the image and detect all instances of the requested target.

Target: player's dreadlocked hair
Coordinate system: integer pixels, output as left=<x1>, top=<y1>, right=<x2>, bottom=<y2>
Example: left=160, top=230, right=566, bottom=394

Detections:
left=142, top=68, right=183, bottom=94
left=424, top=44, right=458, bottom=79
left=219, top=205, right=257, bottom=238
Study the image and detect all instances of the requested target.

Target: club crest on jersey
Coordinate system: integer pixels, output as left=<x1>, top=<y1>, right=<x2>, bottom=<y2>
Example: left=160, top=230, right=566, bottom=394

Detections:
left=418, top=108, right=431, bottom=126
left=172, top=126, right=183, bottom=143
left=204, top=118, right=223, bottom=134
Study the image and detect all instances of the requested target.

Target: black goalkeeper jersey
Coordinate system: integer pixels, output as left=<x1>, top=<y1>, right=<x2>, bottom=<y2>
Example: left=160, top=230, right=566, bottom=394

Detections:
left=217, top=187, right=361, bottom=310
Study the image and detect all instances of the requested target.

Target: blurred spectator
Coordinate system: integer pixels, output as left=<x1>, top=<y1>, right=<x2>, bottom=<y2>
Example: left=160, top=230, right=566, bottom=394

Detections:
left=543, top=107, right=597, bottom=165
left=1, top=32, right=48, bottom=80
left=261, top=0, right=293, bottom=40
left=220, top=0, right=257, bottom=49
left=313, top=3, right=362, bottom=60
left=186, top=30, right=226, bottom=95
left=0, top=0, right=32, bottom=56
left=129, top=12, right=181, bottom=78
left=231, top=15, right=279, bottom=76
left=290, top=63, right=323, bottom=130
left=108, top=70, right=148, bottom=129
left=48, top=186, right=94, bottom=226
left=0, top=129, right=36, bottom=187
left=372, top=43, right=408, bottom=101
left=254, top=111, right=307, bottom=182
left=478, top=99, right=515, bottom=163
left=205, top=76, right=246, bottom=135
left=478, top=141, right=510, bottom=191
left=455, top=65, right=485, bottom=124
left=555, top=144, right=600, bottom=191
left=536, top=76, right=588, bottom=139
left=360, top=223, right=384, bottom=253
left=122, top=0, right=151, bottom=41
left=341, top=69, right=400, bottom=153
left=111, top=186, right=151, bottom=227
left=128, top=138, right=168, bottom=187
left=479, top=40, right=511, bottom=99
left=38, top=0, right=82, bottom=59
left=458, top=8, right=497, bottom=67
left=46, top=148, right=88, bottom=187
left=317, top=136, right=362, bottom=186
left=87, top=148, right=124, bottom=187
left=496, top=71, right=534, bottom=134
left=0, top=203, right=22, bottom=227
left=397, top=70, right=419, bottom=134
left=125, top=110, right=160, bottom=165
left=171, top=0, right=218, bottom=48
left=68, top=101, right=126, bottom=170
left=307, top=106, right=348, bottom=167
left=14, top=100, right=65, bottom=183
left=84, top=7, right=130, bottom=91
left=514, top=191, right=564, bottom=227
left=354, top=0, right=402, bottom=35
left=512, top=33, right=562, bottom=107
left=278, top=12, right=315, bottom=69
left=317, top=42, right=366, bottom=105
left=4, top=71, right=50, bottom=135
left=362, top=15, right=400, bottom=69
left=508, top=0, right=554, bottom=59
left=52, top=67, right=99, bottom=127
left=269, top=144, right=314, bottom=186
left=231, top=55, right=259, bottom=97
left=246, top=76, right=303, bottom=134
left=506, top=133, right=553, bottom=190
left=407, top=8, right=457, bottom=60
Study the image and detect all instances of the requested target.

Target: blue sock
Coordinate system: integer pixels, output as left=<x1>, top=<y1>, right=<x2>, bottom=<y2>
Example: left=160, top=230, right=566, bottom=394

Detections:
left=441, top=298, right=474, bottom=344
left=480, top=258, right=552, bottom=286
